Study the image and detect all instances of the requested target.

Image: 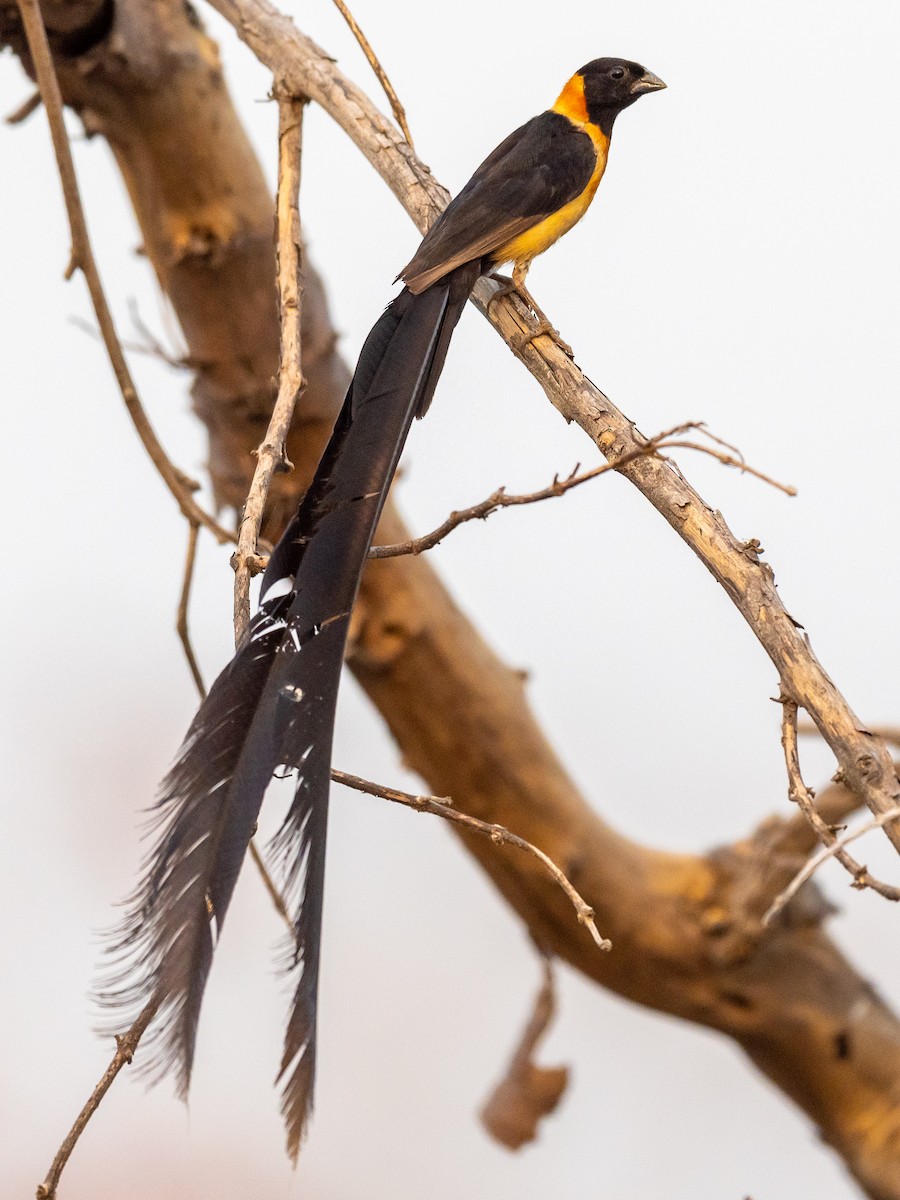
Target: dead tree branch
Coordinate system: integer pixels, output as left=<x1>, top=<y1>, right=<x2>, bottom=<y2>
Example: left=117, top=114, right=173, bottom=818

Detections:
left=328, top=0, right=414, bottom=148
left=35, top=997, right=160, bottom=1200
left=765, top=805, right=900, bottom=927
left=207, top=0, right=900, bottom=863
left=332, top=769, right=611, bottom=949
left=371, top=423, right=794, bottom=559
left=176, top=521, right=206, bottom=698
left=480, top=958, right=569, bottom=1149
left=232, top=91, right=306, bottom=644
left=7, top=2, right=900, bottom=1191
left=777, top=697, right=900, bottom=901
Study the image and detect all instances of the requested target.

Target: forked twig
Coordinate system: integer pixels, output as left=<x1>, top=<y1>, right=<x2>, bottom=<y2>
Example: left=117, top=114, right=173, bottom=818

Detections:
left=764, top=804, right=900, bottom=925
left=232, top=91, right=306, bottom=644
left=777, top=695, right=900, bottom=903
left=328, top=0, right=414, bottom=148
left=331, top=769, right=611, bottom=950
left=370, top=422, right=795, bottom=559
left=14, top=0, right=234, bottom=546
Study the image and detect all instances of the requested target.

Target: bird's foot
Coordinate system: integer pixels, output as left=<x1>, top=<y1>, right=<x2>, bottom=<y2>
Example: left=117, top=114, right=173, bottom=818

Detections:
left=513, top=319, right=574, bottom=358
left=486, top=273, right=516, bottom=311
left=488, top=272, right=573, bottom=357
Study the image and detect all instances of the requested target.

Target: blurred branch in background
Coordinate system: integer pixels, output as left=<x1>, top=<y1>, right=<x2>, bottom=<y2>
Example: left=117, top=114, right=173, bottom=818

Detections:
left=480, top=958, right=570, bottom=1151
left=2, top=0, right=900, bottom=1197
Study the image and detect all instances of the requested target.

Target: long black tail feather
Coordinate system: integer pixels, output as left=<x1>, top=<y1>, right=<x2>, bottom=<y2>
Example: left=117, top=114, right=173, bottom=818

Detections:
left=98, top=260, right=482, bottom=1157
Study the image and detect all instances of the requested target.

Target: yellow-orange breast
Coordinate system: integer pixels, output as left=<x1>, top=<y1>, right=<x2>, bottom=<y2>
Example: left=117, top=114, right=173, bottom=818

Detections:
left=492, top=73, right=609, bottom=267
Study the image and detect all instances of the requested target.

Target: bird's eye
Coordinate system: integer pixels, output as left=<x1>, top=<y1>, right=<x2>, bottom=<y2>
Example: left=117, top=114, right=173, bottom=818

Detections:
left=611, top=67, right=625, bottom=79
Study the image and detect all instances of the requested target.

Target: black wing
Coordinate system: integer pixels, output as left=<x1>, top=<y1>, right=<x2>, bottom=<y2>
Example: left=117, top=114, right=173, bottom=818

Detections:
left=401, top=111, right=596, bottom=292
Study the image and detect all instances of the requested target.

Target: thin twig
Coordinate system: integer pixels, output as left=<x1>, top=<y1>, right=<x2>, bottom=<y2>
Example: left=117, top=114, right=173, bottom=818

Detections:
left=14, top=0, right=234, bottom=546
left=331, top=769, right=611, bottom=950
left=657, top=439, right=796, bottom=496
left=68, top=311, right=197, bottom=371
left=328, top=0, right=414, bottom=148
left=6, top=88, right=41, bottom=124
left=249, top=839, right=293, bottom=931
left=232, top=91, right=306, bottom=644
left=777, top=695, right=900, bottom=902
left=35, top=995, right=160, bottom=1200
left=370, top=423, right=794, bottom=559
left=176, top=521, right=206, bottom=699
left=764, top=805, right=900, bottom=926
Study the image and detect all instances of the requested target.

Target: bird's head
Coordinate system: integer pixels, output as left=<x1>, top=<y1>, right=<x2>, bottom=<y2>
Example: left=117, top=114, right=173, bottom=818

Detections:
left=579, top=58, right=666, bottom=124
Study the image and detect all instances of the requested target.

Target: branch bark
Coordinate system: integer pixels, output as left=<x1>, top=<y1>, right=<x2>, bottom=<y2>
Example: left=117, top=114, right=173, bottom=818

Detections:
left=4, top=2, right=900, bottom=1195
left=232, top=90, right=306, bottom=644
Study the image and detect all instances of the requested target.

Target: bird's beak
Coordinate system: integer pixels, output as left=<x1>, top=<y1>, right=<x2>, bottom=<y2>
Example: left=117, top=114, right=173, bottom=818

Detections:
left=631, top=71, right=667, bottom=95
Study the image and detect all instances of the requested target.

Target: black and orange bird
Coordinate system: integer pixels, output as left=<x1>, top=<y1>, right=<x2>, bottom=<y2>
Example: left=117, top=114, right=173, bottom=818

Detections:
left=102, top=58, right=665, bottom=1157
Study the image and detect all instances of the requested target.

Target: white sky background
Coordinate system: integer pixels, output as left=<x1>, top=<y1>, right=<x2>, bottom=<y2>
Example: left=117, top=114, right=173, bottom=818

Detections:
left=2, top=0, right=900, bottom=1196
